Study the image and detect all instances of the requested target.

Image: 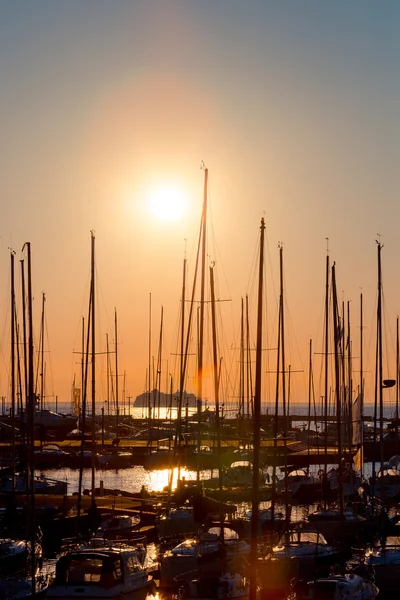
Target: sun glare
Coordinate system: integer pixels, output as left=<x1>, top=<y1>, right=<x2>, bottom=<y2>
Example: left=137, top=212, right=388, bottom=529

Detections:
left=147, top=185, right=185, bottom=222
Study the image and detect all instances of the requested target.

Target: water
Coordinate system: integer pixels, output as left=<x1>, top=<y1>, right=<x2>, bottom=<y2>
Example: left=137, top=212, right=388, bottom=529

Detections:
left=35, top=465, right=199, bottom=495
left=27, top=400, right=397, bottom=425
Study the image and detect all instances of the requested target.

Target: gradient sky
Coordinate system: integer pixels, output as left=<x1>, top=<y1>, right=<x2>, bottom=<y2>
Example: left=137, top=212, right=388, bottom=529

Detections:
left=1, top=1, right=400, bottom=414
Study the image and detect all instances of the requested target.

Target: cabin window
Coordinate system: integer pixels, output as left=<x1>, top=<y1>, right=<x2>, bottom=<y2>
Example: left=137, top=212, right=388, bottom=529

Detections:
left=125, top=556, right=140, bottom=574
left=113, top=560, right=123, bottom=581
left=65, top=558, right=103, bottom=583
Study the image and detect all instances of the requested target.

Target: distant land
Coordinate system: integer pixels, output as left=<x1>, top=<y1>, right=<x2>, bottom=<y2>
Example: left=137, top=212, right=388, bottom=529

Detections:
left=133, top=390, right=199, bottom=408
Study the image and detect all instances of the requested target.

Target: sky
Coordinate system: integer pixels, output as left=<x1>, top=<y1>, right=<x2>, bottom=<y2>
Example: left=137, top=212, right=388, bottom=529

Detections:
left=0, top=1, right=400, bottom=415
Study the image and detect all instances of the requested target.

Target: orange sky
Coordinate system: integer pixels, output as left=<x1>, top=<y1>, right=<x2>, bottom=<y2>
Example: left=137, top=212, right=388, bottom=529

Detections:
left=0, top=2, right=400, bottom=415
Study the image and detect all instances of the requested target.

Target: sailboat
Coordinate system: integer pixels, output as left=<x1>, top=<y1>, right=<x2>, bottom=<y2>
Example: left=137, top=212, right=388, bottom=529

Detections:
left=307, top=263, right=366, bottom=544
left=0, top=246, right=49, bottom=599
left=47, top=539, right=154, bottom=600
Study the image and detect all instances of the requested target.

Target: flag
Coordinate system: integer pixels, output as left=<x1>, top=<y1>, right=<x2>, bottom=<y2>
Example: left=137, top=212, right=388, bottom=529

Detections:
left=73, top=386, right=81, bottom=416
left=353, top=447, right=362, bottom=472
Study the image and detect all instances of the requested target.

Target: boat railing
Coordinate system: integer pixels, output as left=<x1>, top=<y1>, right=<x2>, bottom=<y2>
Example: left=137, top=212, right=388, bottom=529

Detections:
left=60, top=535, right=147, bottom=555
left=173, top=568, right=204, bottom=585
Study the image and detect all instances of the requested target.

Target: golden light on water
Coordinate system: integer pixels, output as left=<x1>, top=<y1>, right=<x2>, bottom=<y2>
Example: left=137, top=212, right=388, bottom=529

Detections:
left=146, top=467, right=197, bottom=492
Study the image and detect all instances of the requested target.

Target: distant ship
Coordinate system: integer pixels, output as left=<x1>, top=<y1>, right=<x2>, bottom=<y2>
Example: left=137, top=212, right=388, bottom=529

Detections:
left=133, top=389, right=199, bottom=408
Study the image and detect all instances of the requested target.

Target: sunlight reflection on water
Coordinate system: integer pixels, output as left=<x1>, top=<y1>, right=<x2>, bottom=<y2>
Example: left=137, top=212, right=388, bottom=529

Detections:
left=35, top=465, right=207, bottom=495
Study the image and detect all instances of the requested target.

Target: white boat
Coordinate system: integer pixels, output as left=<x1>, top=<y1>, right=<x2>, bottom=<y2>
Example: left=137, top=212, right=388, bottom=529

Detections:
left=372, top=467, right=400, bottom=500
left=202, top=461, right=264, bottom=489
left=0, top=575, right=49, bottom=599
left=177, top=572, right=249, bottom=600
left=328, top=466, right=362, bottom=498
left=47, top=540, right=154, bottom=600
left=295, top=573, right=378, bottom=600
left=96, top=515, right=141, bottom=540
left=18, top=408, right=77, bottom=434
left=223, top=461, right=257, bottom=486
left=156, top=506, right=198, bottom=541
left=34, top=444, right=70, bottom=468
left=0, top=538, right=42, bottom=576
left=160, top=526, right=249, bottom=590
left=365, top=534, right=400, bottom=593
left=307, top=508, right=366, bottom=541
left=277, top=469, right=320, bottom=499
left=272, top=529, right=338, bottom=566
left=243, top=508, right=284, bottom=532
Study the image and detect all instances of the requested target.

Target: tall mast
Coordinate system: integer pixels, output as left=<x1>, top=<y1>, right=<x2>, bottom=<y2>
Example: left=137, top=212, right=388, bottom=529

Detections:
left=271, top=286, right=281, bottom=522
left=10, top=251, right=16, bottom=488
left=307, top=340, right=313, bottom=472
left=148, top=293, right=152, bottom=426
left=324, top=245, right=330, bottom=477
left=250, top=218, right=265, bottom=600
left=347, top=301, right=352, bottom=455
left=22, top=242, right=36, bottom=596
left=81, top=316, right=84, bottom=431
left=78, top=300, right=91, bottom=533
left=20, top=259, right=28, bottom=416
left=377, top=242, right=384, bottom=476
left=174, top=257, right=187, bottom=486
left=360, top=293, right=364, bottom=479
left=197, top=165, right=208, bottom=461
left=40, top=293, right=45, bottom=413
left=279, top=243, right=289, bottom=521
left=114, top=308, right=119, bottom=438
left=106, top=334, right=110, bottom=436
left=90, top=231, right=96, bottom=510
left=156, top=307, right=164, bottom=420
left=240, top=297, right=245, bottom=418
left=396, top=316, right=399, bottom=456
left=332, top=262, right=344, bottom=514
left=210, top=265, right=223, bottom=516
left=246, top=295, right=253, bottom=418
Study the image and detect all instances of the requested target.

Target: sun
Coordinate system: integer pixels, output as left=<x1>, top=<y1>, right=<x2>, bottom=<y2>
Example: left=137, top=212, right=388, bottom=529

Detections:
left=147, top=185, right=185, bottom=222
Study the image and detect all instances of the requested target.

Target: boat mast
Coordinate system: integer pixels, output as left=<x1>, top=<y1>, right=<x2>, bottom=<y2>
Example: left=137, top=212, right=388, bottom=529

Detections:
left=106, top=333, right=110, bottom=436
left=20, top=259, right=28, bottom=420
left=250, top=217, right=265, bottom=600
left=210, top=264, right=224, bottom=525
left=90, top=231, right=97, bottom=513
left=173, top=257, right=187, bottom=488
left=40, top=293, right=45, bottom=413
left=240, top=297, right=245, bottom=418
left=396, top=316, right=399, bottom=457
left=324, top=243, right=330, bottom=479
left=22, top=242, right=36, bottom=596
left=148, top=293, right=152, bottom=435
left=331, top=262, right=344, bottom=514
left=156, top=307, right=164, bottom=420
left=114, top=308, right=119, bottom=439
left=246, top=295, right=253, bottom=418
left=197, top=164, right=208, bottom=467
left=347, top=301, right=352, bottom=456
left=279, top=243, right=289, bottom=523
left=10, top=251, right=16, bottom=489
left=360, top=292, right=364, bottom=479
left=271, top=284, right=281, bottom=522
left=77, top=303, right=91, bottom=533
left=377, top=242, right=384, bottom=477
left=307, top=339, right=313, bottom=473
